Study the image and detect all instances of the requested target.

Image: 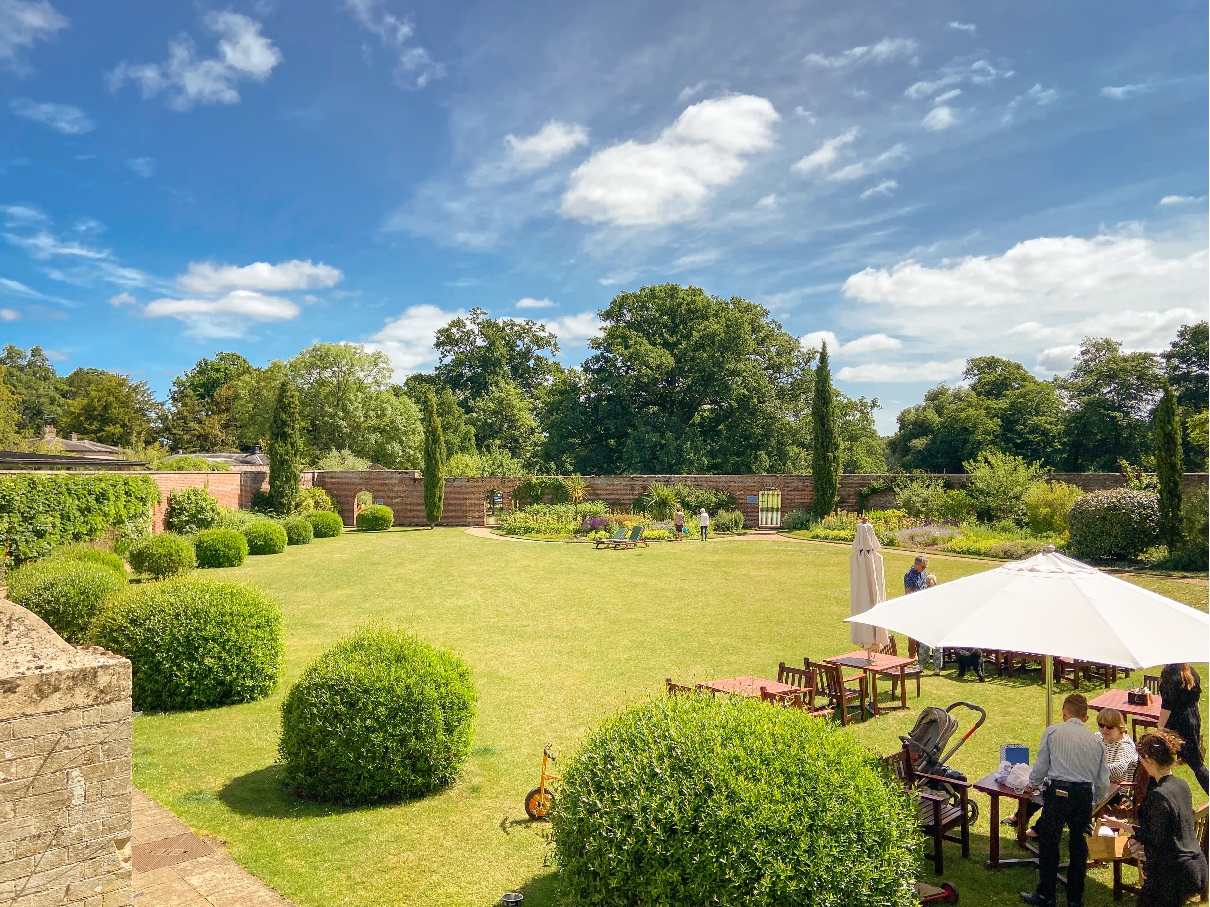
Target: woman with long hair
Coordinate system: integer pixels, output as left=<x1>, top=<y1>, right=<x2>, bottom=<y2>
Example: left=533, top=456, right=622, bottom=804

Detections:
left=1158, top=663, right=1208, bottom=793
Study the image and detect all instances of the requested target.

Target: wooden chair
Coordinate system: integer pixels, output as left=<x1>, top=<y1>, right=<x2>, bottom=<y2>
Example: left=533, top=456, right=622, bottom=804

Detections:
left=1110, top=761, right=1151, bottom=901
left=1131, top=674, right=1162, bottom=740
left=1197, top=802, right=1209, bottom=902
left=881, top=637, right=922, bottom=699
left=665, top=678, right=693, bottom=696
left=811, top=660, right=868, bottom=725
left=772, top=664, right=834, bottom=718
left=883, top=745, right=971, bottom=874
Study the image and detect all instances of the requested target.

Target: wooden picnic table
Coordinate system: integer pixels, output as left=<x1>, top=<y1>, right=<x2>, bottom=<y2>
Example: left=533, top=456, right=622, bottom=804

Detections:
left=1088, top=688, right=1161, bottom=725
left=706, top=676, right=796, bottom=697
left=824, top=651, right=917, bottom=716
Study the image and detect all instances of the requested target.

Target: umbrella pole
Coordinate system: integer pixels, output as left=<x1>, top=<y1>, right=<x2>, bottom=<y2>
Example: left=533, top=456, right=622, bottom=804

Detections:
left=1044, top=654, right=1053, bottom=726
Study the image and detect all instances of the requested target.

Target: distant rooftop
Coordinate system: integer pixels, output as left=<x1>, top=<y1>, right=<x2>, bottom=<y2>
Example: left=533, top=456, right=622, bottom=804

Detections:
left=28, top=425, right=123, bottom=458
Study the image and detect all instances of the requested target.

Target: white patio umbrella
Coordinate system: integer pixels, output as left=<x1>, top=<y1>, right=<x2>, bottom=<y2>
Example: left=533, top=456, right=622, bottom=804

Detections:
left=844, top=547, right=1210, bottom=724
left=849, top=522, right=890, bottom=652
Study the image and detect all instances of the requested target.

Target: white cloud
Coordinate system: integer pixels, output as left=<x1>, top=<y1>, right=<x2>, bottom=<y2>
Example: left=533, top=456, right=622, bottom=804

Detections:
left=828, top=144, right=906, bottom=182
left=108, top=291, right=136, bottom=306
left=1035, top=345, right=1079, bottom=373
left=838, top=359, right=966, bottom=382
left=1101, top=84, right=1151, bottom=100
left=678, top=82, right=707, bottom=102
left=366, top=304, right=463, bottom=373
left=933, top=89, right=962, bottom=104
left=756, top=193, right=778, bottom=209
left=801, top=330, right=902, bottom=356
left=126, top=157, right=155, bottom=178
left=792, top=127, right=859, bottom=175
left=0, top=0, right=67, bottom=70
left=1159, top=195, right=1201, bottom=206
left=0, top=307, right=19, bottom=321
left=10, top=98, right=93, bottom=133
left=505, top=121, right=589, bottom=171
left=560, top=94, right=779, bottom=227
left=0, top=276, right=41, bottom=297
left=544, top=311, right=600, bottom=343
left=922, top=105, right=958, bottom=131
left=343, top=0, right=443, bottom=89
left=859, top=179, right=898, bottom=199
left=905, top=75, right=962, bottom=100
left=1004, top=84, right=1059, bottom=123
left=905, top=59, right=1013, bottom=100
left=805, top=37, right=917, bottom=68
left=793, top=106, right=817, bottom=122
left=143, top=290, right=299, bottom=338
left=108, top=12, right=281, bottom=111
left=948, top=21, right=977, bottom=34
left=969, top=60, right=1012, bottom=83
left=515, top=297, right=554, bottom=309
left=1010, top=307, right=1203, bottom=352
left=176, top=259, right=342, bottom=294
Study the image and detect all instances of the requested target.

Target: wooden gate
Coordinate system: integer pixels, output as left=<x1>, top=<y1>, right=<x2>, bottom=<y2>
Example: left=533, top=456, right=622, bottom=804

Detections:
left=757, top=489, right=782, bottom=528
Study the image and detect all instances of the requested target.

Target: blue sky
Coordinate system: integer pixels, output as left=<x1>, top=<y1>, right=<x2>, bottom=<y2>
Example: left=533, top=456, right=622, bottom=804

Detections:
left=2, top=0, right=1206, bottom=431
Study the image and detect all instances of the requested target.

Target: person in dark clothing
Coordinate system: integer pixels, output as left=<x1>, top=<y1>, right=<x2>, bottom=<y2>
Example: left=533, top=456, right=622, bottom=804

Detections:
left=1106, top=730, right=1208, bottom=907
left=1158, top=663, right=1208, bottom=794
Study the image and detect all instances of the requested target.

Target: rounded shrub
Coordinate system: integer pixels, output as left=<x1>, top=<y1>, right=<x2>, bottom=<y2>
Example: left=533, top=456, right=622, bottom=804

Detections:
left=1068, top=488, right=1160, bottom=560
left=88, top=578, right=284, bottom=711
left=281, top=516, right=314, bottom=546
left=45, top=543, right=127, bottom=580
left=242, top=520, right=288, bottom=555
left=279, top=628, right=476, bottom=805
left=165, top=487, right=222, bottom=535
left=307, top=511, right=343, bottom=538
left=7, top=561, right=127, bottom=643
left=355, top=504, right=393, bottom=531
left=127, top=533, right=196, bottom=579
left=551, top=693, right=920, bottom=907
left=194, top=529, right=248, bottom=568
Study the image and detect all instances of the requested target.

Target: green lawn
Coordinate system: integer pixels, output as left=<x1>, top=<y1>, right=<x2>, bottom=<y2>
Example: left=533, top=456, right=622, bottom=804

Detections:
left=131, top=529, right=1209, bottom=907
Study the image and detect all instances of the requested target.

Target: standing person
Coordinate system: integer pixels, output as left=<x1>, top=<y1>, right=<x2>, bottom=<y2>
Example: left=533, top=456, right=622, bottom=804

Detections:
left=1106, top=731, right=1209, bottom=907
left=1020, top=693, right=1110, bottom=907
left=904, top=558, right=942, bottom=675
left=698, top=508, right=710, bottom=541
left=673, top=506, right=685, bottom=541
left=1158, top=662, right=1208, bottom=794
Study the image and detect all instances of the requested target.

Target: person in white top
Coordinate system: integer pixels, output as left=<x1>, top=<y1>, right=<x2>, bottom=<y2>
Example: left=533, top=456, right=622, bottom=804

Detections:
left=698, top=508, right=710, bottom=541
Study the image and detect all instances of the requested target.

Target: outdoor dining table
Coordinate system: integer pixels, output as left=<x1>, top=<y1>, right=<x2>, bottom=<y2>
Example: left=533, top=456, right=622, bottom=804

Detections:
left=705, top=676, right=796, bottom=697
left=1088, top=687, right=1161, bottom=726
left=823, top=651, right=916, bottom=716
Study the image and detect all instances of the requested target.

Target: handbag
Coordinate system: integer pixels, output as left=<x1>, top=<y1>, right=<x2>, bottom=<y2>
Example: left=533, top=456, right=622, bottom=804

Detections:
left=1085, top=819, right=1130, bottom=860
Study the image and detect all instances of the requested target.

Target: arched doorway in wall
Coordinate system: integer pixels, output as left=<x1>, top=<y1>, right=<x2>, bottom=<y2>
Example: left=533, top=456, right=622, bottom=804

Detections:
left=757, top=489, right=782, bottom=528
left=484, top=489, right=505, bottom=526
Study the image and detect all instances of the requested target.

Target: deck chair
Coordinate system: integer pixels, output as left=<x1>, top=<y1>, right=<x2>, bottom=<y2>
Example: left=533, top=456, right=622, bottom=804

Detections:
left=883, top=744, right=971, bottom=874
left=809, top=660, right=868, bottom=726
left=775, top=663, right=833, bottom=717
left=614, top=525, right=646, bottom=548
left=760, top=687, right=807, bottom=709
left=594, top=526, right=628, bottom=548
left=665, top=678, right=694, bottom=696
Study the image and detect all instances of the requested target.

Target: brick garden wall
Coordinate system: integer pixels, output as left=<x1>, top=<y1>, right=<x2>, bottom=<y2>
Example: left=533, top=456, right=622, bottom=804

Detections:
left=0, top=599, right=133, bottom=906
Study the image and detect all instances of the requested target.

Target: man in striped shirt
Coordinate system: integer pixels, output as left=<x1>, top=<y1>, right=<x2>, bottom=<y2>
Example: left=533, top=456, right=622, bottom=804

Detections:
left=1020, top=693, right=1110, bottom=907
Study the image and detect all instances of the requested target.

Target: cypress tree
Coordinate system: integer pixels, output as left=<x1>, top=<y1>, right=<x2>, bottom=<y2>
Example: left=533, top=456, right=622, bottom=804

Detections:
left=423, top=391, right=445, bottom=528
left=1155, top=383, right=1184, bottom=551
left=811, top=342, right=841, bottom=518
left=269, top=380, right=303, bottom=515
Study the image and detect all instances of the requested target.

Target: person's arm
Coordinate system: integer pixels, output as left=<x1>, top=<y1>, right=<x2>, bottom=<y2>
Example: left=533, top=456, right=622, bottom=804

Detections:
left=1094, top=748, right=1111, bottom=806
left=1028, top=728, right=1051, bottom=790
left=1158, top=708, right=1170, bottom=731
left=1131, top=792, right=1166, bottom=850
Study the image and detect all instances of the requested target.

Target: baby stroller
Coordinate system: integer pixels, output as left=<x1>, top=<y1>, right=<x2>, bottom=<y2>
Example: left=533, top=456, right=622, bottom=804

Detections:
left=901, top=702, right=987, bottom=825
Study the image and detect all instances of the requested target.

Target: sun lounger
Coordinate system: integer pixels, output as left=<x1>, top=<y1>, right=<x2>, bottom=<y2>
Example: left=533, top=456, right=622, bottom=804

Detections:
left=594, top=526, right=628, bottom=548
left=611, top=525, right=647, bottom=549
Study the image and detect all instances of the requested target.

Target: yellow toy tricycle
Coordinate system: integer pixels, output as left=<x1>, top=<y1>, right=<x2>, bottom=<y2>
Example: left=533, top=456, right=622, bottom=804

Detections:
left=524, top=743, right=560, bottom=820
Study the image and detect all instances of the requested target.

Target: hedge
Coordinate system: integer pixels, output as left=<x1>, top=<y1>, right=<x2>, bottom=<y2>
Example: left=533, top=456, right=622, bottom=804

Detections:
left=281, top=516, right=314, bottom=546
left=355, top=504, right=393, bottom=531
left=127, top=533, right=196, bottom=579
left=0, top=474, right=159, bottom=564
left=243, top=520, right=288, bottom=555
left=307, top=511, right=343, bottom=538
left=157, top=456, right=231, bottom=472
left=298, top=486, right=340, bottom=514
left=279, top=628, right=476, bottom=804
left=7, top=560, right=127, bottom=643
left=88, top=578, right=284, bottom=711
left=45, top=543, right=128, bottom=580
left=1068, top=488, right=1161, bottom=560
left=165, top=487, right=222, bottom=535
left=551, top=693, right=920, bottom=907
left=194, top=529, right=248, bottom=568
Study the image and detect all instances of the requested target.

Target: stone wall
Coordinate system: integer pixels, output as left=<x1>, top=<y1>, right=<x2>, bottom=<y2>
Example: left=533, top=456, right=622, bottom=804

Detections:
left=0, top=599, right=133, bottom=906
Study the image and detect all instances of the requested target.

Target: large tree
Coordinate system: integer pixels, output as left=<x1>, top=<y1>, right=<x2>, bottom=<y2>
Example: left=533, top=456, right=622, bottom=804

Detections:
left=887, top=385, right=1000, bottom=472
left=163, top=352, right=253, bottom=452
left=0, top=345, right=65, bottom=433
left=60, top=368, right=159, bottom=448
left=466, top=379, right=541, bottom=463
left=433, top=308, right=561, bottom=403
left=400, top=376, right=476, bottom=458
left=0, top=367, right=23, bottom=449
left=423, top=392, right=445, bottom=527
left=544, top=284, right=812, bottom=474
left=1161, top=321, right=1208, bottom=413
left=1154, top=384, right=1184, bottom=551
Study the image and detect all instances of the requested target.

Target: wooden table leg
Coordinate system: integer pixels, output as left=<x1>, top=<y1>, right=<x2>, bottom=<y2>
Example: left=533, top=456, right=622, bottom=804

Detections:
left=899, top=667, right=907, bottom=709
left=986, top=791, right=1001, bottom=868
left=868, top=670, right=879, bottom=717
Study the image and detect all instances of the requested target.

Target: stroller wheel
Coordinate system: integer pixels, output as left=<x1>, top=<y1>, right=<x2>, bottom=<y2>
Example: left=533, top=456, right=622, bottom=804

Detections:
left=941, top=882, right=959, bottom=903
left=965, top=801, right=979, bottom=826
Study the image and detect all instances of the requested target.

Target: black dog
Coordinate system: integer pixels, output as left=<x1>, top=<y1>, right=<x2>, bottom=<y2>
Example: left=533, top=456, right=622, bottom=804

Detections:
left=954, top=648, right=986, bottom=681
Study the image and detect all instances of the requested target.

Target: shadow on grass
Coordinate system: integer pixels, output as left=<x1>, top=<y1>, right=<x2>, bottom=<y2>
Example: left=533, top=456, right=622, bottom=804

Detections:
left=498, top=870, right=561, bottom=907
left=219, top=765, right=371, bottom=820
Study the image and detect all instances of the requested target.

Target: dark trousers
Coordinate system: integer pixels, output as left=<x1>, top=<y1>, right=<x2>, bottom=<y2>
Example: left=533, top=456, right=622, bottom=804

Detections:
left=699, top=526, right=707, bottom=540
left=1034, top=781, right=1093, bottom=906
left=1140, top=856, right=1208, bottom=907
left=1178, top=737, right=1209, bottom=794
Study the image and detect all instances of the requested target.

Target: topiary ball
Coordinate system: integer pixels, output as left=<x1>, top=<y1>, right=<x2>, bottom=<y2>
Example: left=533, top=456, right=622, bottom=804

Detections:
left=242, top=520, right=288, bottom=555
left=552, top=693, right=921, bottom=907
left=307, top=511, right=343, bottom=538
left=127, top=533, right=196, bottom=579
left=355, top=504, right=393, bottom=531
left=1068, top=488, right=1161, bottom=560
left=6, top=560, right=127, bottom=643
left=45, top=543, right=128, bottom=580
left=279, top=628, right=476, bottom=805
left=281, top=516, right=314, bottom=546
left=194, top=529, right=249, bottom=568
left=165, top=487, right=222, bottom=535
left=88, top=577, right=284, bottom=711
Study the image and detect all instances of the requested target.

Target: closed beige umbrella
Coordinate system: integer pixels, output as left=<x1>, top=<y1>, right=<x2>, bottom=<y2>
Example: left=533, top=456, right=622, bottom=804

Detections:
left=849, top=521, right=890, bottom=654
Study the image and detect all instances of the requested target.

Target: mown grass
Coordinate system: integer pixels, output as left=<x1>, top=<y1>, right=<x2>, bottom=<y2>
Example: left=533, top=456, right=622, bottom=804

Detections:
left=130, top=529, right=1208, bottom=907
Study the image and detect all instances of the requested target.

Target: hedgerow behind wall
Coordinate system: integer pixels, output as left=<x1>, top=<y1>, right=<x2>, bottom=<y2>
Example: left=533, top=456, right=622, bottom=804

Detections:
left=0, top=474, right=160, bottom=564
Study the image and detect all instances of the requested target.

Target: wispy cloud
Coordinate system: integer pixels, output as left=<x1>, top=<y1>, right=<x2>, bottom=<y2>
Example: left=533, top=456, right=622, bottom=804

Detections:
left=828, top=144, right=906, bottom=182
left=505, top=121, right=589, bottom=172
left=805, top=37, right=917, bottom=68
left=343, top=0, right=443, bottom=89
left=860, top=179, right=898, bottom=199
left=176, top=259, right=343, bottom=294
left=838, top=358, right=966, bottom=382
left=515, top=297, right=554, bottom=309
left=1159, top=195, right=1204, bottom=206
left=801, top=330, right=903, bottom=356
left=126, top=157, right=155, bottom=178
left=366, top=304, right=464, bottom=374
left=0, top=0, right=67, bottom=72
left=108, top=12, right=281, bottom=110
left=143, top=290, right=299, bottom=339
left=905, top=58, right=1014, bottom=99
left=0, top=307, right=18, bottom=321
left=10, top=98, right=93, bottom=133
left=922, top=106, right=957, bottom=131
left=108, top=291, right=137, bottom=306
left=948, top=21, right=977, bottom=34
left=1101, top=83, right=1152, bottom=100
left=792, top=127, right=860, bottom=175
left=1003, top=84, right=1058, bottom=123
left=543, top=311, right=601, bottom=343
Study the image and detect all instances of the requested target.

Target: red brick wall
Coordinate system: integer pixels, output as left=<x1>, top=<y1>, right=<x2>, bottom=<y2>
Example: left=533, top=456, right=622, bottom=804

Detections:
left=148, top=472, right=243, bottom=531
